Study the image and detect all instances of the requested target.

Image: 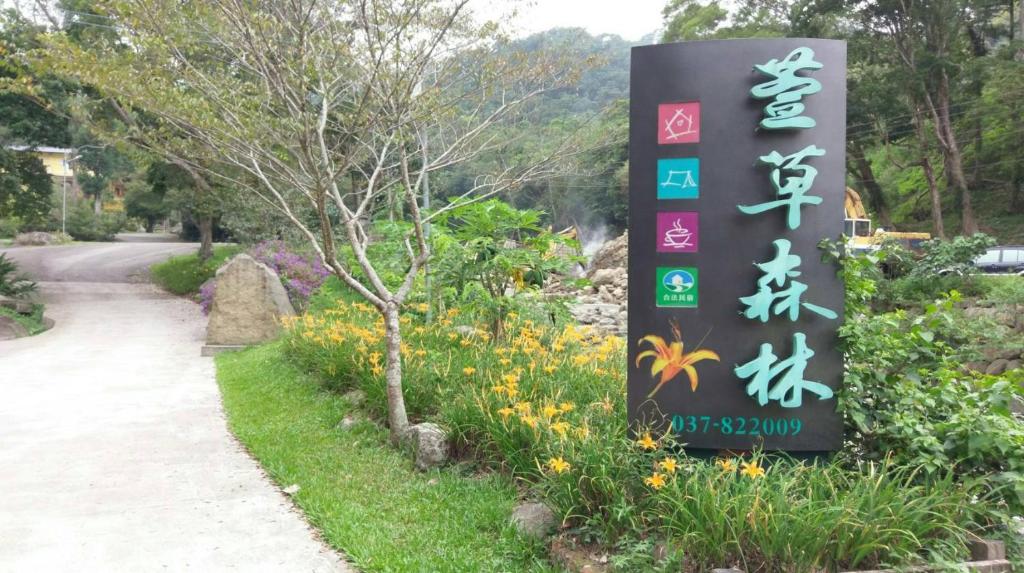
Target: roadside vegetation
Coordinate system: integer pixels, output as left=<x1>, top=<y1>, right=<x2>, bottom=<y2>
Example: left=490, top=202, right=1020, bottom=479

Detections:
left=216, top=343, right=553, bottom=573
left=149, top=245, right=242, bottom=296
left=210, top=206, right=1021, bottom=571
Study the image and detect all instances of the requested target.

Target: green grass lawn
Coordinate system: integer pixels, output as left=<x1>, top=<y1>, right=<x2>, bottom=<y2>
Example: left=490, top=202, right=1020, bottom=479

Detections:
left=216, top=342, right=554, bottom=573
left=150, top=245, right=242, bottom=295
left=0, top=304, right=48, bottom=335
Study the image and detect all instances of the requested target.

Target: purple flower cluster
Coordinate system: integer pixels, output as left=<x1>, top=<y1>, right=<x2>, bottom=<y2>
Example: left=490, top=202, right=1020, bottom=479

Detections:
left=199, top=279, right=217, bottom=315
left=199, top=241, right=331, bottom=315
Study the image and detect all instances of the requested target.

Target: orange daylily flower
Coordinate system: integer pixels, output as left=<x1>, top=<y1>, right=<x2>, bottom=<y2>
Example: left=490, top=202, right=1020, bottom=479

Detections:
left=635, top=322, right=719, bottom=398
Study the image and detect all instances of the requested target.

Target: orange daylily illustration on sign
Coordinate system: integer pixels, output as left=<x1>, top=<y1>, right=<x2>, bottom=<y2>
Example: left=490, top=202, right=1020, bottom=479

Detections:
left=635, top=321, right=720, bottom=398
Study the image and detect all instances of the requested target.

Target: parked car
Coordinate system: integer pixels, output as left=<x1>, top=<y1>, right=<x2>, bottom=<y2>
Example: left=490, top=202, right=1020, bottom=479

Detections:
left=973, top=245, right=1024, bottom=275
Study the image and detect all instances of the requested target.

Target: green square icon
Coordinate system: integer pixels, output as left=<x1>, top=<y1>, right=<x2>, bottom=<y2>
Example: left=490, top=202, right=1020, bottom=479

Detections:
left=656, top=267, right=698, bottom=308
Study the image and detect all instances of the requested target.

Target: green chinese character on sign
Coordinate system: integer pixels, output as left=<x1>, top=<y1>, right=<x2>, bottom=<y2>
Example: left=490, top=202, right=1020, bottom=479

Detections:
left=738, top=145, right=825, bottom=230
left=751, top=47, right=823, bottom=130
left=734, top=332, right=833, bottom=408
left=739, top=238, right=837, bottom=322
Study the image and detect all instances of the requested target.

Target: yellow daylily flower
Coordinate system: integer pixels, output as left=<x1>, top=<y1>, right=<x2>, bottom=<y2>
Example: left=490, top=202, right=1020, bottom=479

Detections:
left=716, top=458, right=737, bottom=473
left=547, top=457, right=571, bottom=474
left=637, top=432, right=657, bottom=450
left=644, top=472, right=668, bottom=490
left=659, top=458, right=679, bottom=474
left=740, top=461, right=766, bottom=479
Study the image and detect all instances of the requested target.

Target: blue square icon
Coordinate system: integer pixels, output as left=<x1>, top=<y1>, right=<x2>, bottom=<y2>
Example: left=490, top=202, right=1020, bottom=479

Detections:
left=657, top=158, right=699, bottom=199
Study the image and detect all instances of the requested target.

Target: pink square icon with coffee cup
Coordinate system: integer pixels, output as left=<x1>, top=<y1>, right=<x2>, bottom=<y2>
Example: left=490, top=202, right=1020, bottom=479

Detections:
left=656, top=212, right=699, bottom=253
left=658, top=102, right=700, bottom=144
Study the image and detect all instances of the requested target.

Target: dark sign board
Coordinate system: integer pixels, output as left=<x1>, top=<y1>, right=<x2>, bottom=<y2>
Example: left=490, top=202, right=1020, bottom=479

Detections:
left=627, top=39, right=847, bottom=452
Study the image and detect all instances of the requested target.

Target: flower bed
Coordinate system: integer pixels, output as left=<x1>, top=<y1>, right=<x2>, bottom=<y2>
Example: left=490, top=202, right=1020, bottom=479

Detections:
left=282, top=293, right=1006, bottom=572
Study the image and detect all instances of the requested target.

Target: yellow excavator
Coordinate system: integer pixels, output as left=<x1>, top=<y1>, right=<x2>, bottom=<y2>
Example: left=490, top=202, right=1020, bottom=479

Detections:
left=844, top=187, right=930, bottom=252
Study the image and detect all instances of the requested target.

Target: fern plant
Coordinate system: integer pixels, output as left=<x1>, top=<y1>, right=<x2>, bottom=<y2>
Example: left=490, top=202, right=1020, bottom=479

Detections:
left=0, top=254, right=37, bottom=299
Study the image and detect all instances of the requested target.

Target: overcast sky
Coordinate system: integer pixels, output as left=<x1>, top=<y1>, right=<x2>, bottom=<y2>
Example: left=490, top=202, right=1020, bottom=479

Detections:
left=2, top=0, right=667, bottom=42
left=472, top=0, right=665, bottom=41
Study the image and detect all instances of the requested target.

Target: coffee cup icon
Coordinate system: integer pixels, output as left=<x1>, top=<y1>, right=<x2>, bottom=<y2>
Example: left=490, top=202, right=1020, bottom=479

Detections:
left=662, top=219, right=693, bottom=249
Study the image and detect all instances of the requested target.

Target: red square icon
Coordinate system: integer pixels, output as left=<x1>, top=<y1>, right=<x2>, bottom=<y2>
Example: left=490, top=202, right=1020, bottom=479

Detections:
left=658, top=102, right=700, bottom=145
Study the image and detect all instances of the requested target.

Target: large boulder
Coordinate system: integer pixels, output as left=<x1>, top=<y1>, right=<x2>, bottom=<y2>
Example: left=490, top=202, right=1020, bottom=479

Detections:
left=404, top=422, right=450, bottom=471
left=511, top=502, right=557, bottom=538
left=587, top=232, right=628, bottom=277
left=205, top=254, right=296, bottom=347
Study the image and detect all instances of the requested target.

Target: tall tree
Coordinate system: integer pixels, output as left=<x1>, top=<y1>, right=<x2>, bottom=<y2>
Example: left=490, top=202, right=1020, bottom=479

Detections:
left=40, top=0, right=585, bottom=440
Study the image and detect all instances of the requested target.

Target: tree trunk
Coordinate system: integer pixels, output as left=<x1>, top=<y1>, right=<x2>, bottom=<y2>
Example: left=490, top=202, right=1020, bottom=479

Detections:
left=383, top=303, right=410, bottom=443
left=912, top=106, right=945, bottom=239
left=198, top=215, right=213, bottom=261
left=849, top=141, right=892, bottom=228
left=93, top=192, right=102, bottom=215
left=922, top=156, right=945, bottom=239
left=932, top=73, right=979, bottom=235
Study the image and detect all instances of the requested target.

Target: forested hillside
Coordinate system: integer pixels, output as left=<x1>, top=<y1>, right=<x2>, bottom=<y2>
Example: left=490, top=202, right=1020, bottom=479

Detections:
left=451, top=2, right=1024, bottom=244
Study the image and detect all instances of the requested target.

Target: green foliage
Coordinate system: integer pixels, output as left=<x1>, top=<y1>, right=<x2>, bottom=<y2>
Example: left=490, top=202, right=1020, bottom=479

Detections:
left=215, top=343, right=552, bottom=573
left=283, top=286, right=1004, bottom=570
left=122, top=163, right=171, bottom=232
left=0, top=252, right=36, bottom=298
left=0, top=216, right=21, bottom=238
left=0, top=303, right=47, bottom=335
left=0, top=148, right=53, bottom=229
left=149, top=244, right=242, bottom=296
left=433, top=199, right=579, bottom=337
left=911, top=233, right=998, bottom=278
left=838, top=249, right=1024, bottom=515
left=64, top=202, right=124, bottom=241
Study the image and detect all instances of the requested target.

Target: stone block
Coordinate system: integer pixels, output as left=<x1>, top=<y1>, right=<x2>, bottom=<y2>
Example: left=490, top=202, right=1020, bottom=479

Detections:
left=206, top=254, right=295, bottom=346
left=511, top=502, right=556, bottom=538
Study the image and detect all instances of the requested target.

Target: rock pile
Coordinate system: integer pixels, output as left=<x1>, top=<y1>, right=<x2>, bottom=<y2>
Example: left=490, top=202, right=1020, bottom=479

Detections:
left=547, top=232, right=629, bottom=335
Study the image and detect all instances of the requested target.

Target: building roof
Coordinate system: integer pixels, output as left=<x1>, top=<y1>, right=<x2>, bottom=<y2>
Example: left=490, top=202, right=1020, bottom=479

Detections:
left=5, top=145, right=75, bottom=154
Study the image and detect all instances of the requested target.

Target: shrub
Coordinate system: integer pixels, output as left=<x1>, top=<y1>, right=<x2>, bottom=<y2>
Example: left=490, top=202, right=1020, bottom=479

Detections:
left=281, top=291, right=1013, bottom=570
left=150, top=245, right=243, bottom=296
left=0, top=253, right=37, bottom=299
left=248, top=240, right=330, bottom=308
left=838, top=247, right=1024, bottom=515
left=196, top=241, right=328, bottom=314
left=0, top=216, right=22, bottom=239
left=65, top=203, right=126, bottom=241
left=433, top=200, right=580, bottom=338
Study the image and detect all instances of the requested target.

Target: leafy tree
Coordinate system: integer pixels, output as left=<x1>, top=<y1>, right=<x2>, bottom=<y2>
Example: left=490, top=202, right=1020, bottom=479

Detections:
left=41, top=0, right=587, bottom=441
left=0, top=146, right=52, bottom=229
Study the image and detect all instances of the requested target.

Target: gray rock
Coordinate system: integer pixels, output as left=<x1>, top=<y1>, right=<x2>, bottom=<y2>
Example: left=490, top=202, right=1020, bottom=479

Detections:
left=0, top=317, right=27, bottom=339
left=986, top=359, right=1011, bottom=376
left=510, top=502, right=557, bottom=538
left=205, top=254, right=296, bottom=346
left=1005, top=360, right=1022, bottom=372
left=14, top=231, right=53, bottom=246
left=590, top=268, right=620, bottom=288
left=342, top=389, right=367, bottom=406
left=0, top=315, right=29, bottom=340
left=587, top=232, right=628, bottom=274
left=337, top=415, right=360, bottom=431
left=454, top=325, right=476, bottom=337
left=0, top=296, right=34, bottom=314
left=405, top=422, right=449, bottom=471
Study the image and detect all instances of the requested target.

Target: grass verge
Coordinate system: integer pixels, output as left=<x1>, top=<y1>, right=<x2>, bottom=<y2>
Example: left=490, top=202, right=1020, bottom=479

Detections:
left=151, top=245, right=242, bottom=295
left=0, top=303, right=48, bottom=335
left=216, top=342, right=553, bottom=573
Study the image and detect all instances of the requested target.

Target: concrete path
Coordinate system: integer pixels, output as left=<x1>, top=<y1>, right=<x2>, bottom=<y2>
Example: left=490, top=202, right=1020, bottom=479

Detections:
left=0, top=237, right=347, bottom=572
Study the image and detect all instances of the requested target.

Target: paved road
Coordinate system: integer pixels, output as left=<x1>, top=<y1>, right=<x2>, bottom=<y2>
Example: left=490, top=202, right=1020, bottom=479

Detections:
left=0, top=236, right=347, bottom=572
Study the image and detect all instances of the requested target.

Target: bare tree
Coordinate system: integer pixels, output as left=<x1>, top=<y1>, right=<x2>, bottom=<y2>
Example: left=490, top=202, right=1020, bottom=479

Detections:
left=40, top=0, right=584, bottom=440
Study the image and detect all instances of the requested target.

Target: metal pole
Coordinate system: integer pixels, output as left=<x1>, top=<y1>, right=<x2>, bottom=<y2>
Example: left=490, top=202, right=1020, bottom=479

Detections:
left=62, top=150, right=68, bottom=235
